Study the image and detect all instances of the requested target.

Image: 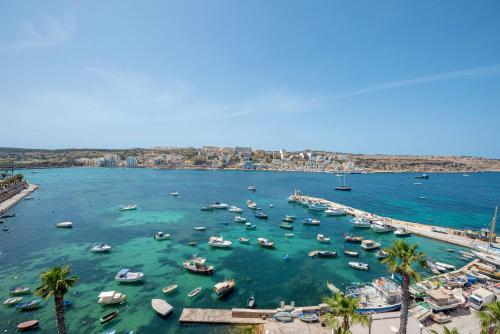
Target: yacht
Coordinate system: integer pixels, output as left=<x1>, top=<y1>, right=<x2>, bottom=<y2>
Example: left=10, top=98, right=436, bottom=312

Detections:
left=154, top=232, right=171, bottom=240
left=317, top=234, right=330, bottom=243
left=424, top=288, right=465, bottom=311
left=119, top=204, right=137, bottom=211
left=247, top=200, right=257, bottom=210
left=308, top=203, right=328, bottom=211
left=170, top=192, right=179, bottom=196
left=229, top=206, right=243, bottom=213
left=287, top=189, right=302, bottom=203
left=56, top=221, right=73, bottom=228
left=183, top=255, right=214, bottom=274
left=394, top=227, right=411, bottom=237
left=352, top=217, right=371, bottom=228
left=325, top=208, right=347, bottom=216
left=214, top=279, right=235, bottom=298
left=245, top=222, right=257, bottom=229
left=361, top=240, right=381, bottom=250
left=208, top=236, right=232, bottom=248
left=248, top=186, right=256, bottom=191
left=335, top=174, right=352, bottom=191
left=255, top=212, right=268, bottom=219
left=234, top=216, right=247, bottom=223
left=210, top=202, right=229, bottom=209
left=349, top=262, right=369, bottom=270
left=98, top=291, right=127, bottom=305
left=371, top=220, right=394, bottom=233
left=303, top=218, right=320, bottom=226
left=347, top=277, right=402, bottom=313
left=114, top=269, right=144, bottom=283
left=90, top=243, right=112, bottom=253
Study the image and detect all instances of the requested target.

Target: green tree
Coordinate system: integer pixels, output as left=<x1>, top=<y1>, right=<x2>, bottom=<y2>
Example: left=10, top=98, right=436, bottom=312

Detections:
left=35, top=266, right=78, bottom=334
left=382, top=240, right=427, bottom=334
left=477, top=300, right=500, bottom=334
left=322, top=292, right=369, bottom=333
left=431, top=325, right=460, bottom=334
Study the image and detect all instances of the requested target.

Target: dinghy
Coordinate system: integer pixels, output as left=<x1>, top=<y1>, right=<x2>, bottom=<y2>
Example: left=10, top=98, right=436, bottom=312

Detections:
left=151, top=298, right=173, bottom=317
left=99, top=310, right=119, bottom=324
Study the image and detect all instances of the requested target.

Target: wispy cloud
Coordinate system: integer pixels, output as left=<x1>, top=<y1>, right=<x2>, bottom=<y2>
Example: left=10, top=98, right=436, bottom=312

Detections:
left=13, top=14, right=76, bottom=50
left=332, top=64, right=500, bottom=100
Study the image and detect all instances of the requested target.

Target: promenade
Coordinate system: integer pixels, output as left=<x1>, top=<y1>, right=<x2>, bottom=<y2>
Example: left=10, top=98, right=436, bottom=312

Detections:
left=296, top=195, right=490, bottom=250
left=0, top=183, right=38, bottom=214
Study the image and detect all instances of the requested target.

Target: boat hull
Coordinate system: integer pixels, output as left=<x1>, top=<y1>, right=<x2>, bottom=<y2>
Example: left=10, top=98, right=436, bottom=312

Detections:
left=356, top=303, right=401, bottom=314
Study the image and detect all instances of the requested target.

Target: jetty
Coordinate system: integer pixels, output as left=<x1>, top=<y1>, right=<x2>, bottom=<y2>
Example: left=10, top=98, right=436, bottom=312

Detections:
left=296, top=195, right=491, bottom=250
left=0, top=183, right=38, bottom=214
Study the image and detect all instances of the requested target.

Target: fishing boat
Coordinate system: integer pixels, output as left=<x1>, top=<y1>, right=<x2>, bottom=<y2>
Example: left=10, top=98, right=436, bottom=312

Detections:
left=98, top=291, right=127, bottom=305
left=308, top=203, right=328, bottom=211
left=347, top=277, right=402, bottom=313
left=344, top=250, right=359, bottom=257
left=188, top=287, right=202, bottom=298
left=257, top=237, right=275, bottom=249
left=245, top=223, right=257, bottom=230
left=255, top=212, right=268, bottom=219
left=335, top=174, right=352, bottom=191
left=234, top=216, right=247, bottom=223
left=16, top=320, right=39, bottom=331
left=170, top=192, right=179, bottom=196
left=282, top=216, right=294, bottom=223
left=424, top=288, right=465, bottom=311
left=200, top=206, right=214, bottom=211
left=239, top=237, right=250, bottom=244
left=298, top=312, right=320, bottom=323
left=279, top=223, right=293, bottom=230
left=285, top=233, right=294, bottom=238
left=317, top=250, right=337, bottom=257
left=154, top=232, right=171, bottom=240
left=414, top=174, right=429, bottom=179
left=246, top=200, right=257, bottom=210
left=376, top=250, right=389, bottom=259
left=56, top=221, right=73, bottom=228
left=151, top=299, right=173, bottom=317
left=183, top=255, right=214, bottom=274
left=229, top=206, right=243, bottom=213
left=325, top=208, right=347, bottom=216
left=208, top=236, right=232, bottom=248
left=349, top=262, right=369, bottom=270
left=394, top=228, right=411, bottom=237
left=119, top=204, right=137, bottom=211
left=15, top=299, right=42, bottom=310
left=303, top=218, right=320, bottom=226
left=352, top=217, right=371, bottom=228
left=90, top=243, right=112, bottom=253
left=361, top=240, right=381, bottom=250
left=214, top=278, right=235, bottom=298
left=317, top=234, right=330, bottom=243
left=344, top=235, right=363, bottom=243
left=248, top=186, right=256, bottom=191
left=114, top=269, right=144, bottom=283
left=247, top=295, right=255, bottom=308
left=193, top=226, right=206, bottom=231
left=3, top=297, right=23, bottom=305
left=371, top=220, right=394, bottom=233
left=9, top=286, right=31, bottom=295
left=210, top=202, right=229, bottom=209
left=99, top=310, right=119, bottom=324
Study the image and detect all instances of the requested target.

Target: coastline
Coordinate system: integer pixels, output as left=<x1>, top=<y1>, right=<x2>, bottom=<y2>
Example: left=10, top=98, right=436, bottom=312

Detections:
left=0, top=183, right=38, bottom=214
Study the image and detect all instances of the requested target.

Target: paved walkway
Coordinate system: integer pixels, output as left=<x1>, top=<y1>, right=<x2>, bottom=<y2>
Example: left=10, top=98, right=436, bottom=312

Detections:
left=0, top=183, right=38, bottom=214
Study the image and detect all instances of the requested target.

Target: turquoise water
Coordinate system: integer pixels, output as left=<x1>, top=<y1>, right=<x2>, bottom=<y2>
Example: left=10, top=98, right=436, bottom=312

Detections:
left=0, top=168, right=498, bottom=333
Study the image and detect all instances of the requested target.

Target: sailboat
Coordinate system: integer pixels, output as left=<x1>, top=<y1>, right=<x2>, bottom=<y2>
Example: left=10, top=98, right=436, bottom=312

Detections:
left=335, top=174, right=352, bottom=191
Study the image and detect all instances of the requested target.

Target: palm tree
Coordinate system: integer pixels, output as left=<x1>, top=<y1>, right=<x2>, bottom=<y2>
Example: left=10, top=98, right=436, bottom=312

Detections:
left=35, top=266, right=78, bottom=334
left=431, top=326, right=460, bottom=334
left=477, top=300, right=500, bottom=334
left=381, top=240, right=427, bottom=334
left=322, top=292, right=369, bottom=333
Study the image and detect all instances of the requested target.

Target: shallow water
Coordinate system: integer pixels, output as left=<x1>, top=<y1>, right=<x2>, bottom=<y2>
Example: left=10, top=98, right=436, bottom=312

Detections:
left=0, top=168, right=498, bottom=333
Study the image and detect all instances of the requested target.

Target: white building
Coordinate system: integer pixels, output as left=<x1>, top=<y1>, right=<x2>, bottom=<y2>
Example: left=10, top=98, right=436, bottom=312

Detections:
left=127, top=157, right=138, bottom=167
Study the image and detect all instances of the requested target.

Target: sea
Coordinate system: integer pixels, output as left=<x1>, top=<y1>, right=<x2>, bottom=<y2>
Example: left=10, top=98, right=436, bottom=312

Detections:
left=0, top=168, right=498, bottom=333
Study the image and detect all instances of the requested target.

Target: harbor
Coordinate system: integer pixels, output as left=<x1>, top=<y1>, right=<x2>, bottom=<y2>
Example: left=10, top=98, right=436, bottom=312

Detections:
left=0, top=183, right=38, bottom=214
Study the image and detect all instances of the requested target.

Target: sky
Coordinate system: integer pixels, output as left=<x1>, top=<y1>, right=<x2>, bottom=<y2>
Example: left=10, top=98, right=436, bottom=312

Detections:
left=1, top=1, right=500, bottom=157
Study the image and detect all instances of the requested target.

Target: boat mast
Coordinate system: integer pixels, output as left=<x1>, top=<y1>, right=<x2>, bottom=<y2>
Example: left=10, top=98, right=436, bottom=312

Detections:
left=489, top=206, right=498, bottom=245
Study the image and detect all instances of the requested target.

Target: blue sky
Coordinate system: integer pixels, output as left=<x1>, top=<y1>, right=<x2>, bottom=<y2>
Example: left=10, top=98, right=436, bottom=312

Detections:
left=1, top=1, right=500, bottom=157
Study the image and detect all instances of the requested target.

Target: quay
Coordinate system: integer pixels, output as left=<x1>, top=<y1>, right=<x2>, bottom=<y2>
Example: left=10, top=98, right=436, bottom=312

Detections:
left=0, top=183, right=38, bottom=214
left=296, top=195, right=491, bottom=250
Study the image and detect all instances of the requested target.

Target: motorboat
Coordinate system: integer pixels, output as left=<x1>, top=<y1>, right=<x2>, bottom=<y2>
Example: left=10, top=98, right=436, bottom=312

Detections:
left=269, top=204, right=274, bottom=208
left=16, top=320, right=39, bottom=331
left=208, top=236, right=232, bottom=248
left=347, top=277, right=402, bottom=313
left=99, top=310, right=119, bottom=324
left=119, top=204, right=137, bottom=211
left=424, top=288, right=465, bottom=311
left=361, top=240, right=381, bottom=250
left=316, top=250, right=337, bottom=258
left=298, top=312, right=319, bottom=323
left=56, top=221, right=73, bottom=228
left=188, top=240, right=197, bottom=247
left=210, top=202, right=229, bottom=209
left=9, top=287, right=31, bottom=295
left=193, top=226, right=206, bottom=231
left=349, top=262, right=369, bottom=270
left=317, top=234, right=330, bottom=243
left=303, top=218, right=320, bottom=226
left=3, top=297, right=23, bottom=305
left=308, top=203, right=328, bottom=211
left=114, top=269, right=144, bottom=283
left=287, top=190, right=301, bottom=203
left=285, top=233, right=294, bottom=238
left=352, top=217, right=371, bottom=228
left=246, top=200, right=257, bottom=210
left=154, top=232, right=171, bottom=240
left=279, top=223, right=293, bottom=230
left=344, top=235, right=363, bottom=243
left=239, top=237, right=250, bottom=244
left=376, top=250, right=389, bottom=259
left=255, top=212, right=268, bottom=219
left=371, top=220, right=394, bottom=233
left=394, top=228, right=411, bottom=237
left=91, top=243, right=112, bottom=253
left=247, top=295, right=255, bottom=308
left=325, top=208, right=347, bottom=216
left=282, top=217, right=294, bottom=223
left=200, top=206, right=214, bottom=211
left=188, top=287, right=202, bottom=298
left=234, top=216, right=247, bottom=223
left=248, top=186, right=256, bottom=191
left=435, top=262, right=456, bottom=270
left=183, top=255, right=214, bottom=274
left=229, top=206, right=243, bottom=213
left=98, top=291, right=127, bottom=305
left=245, top=223, right=257, bottom=230
left=327, top=281, right=340, bottom=293
left=414, top=174, right=430, bottom=179
left=257, top=237, right=275, bottom=249
left=162, top=285, right=178, bottom=294
left=15, top=299, right=42, bottom=310
left=344, top=250, right=359, bottom=257
left=285, top=215, right=296, bottom=220
left=151, top=298, right=173, bottom=317
left=170, top=192, right=179, bottom=196
left=214, top=278, right=235, bottom=298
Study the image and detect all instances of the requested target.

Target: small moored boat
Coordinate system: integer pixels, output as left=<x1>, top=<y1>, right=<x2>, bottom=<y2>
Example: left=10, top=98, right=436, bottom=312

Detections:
left=183, top=255, right=214, bottom=275
left=361, top=240, right=381, bottom=250
left=193, top=226, right=206, bottom=231
left=15, top=299, right=42, bottom=310
left=188, top=287, right=202, bottom=298
left=91, top=243, right=112, bottom=253
left=279, top=223, right=293, bottom=230
left=257, top=237, right=275, bottom=249
left=170, top=192, right=179, bottom=196
left=208, top=236, right=232, bottom=248
left=325, top=208, right=347, bottom=216
left=317, top=234, right=330, bottom=243
left=239, top=237, right=250, bottom=244
left=317, top=250, right=337, bottom=258
left=115, top=269, right=144, bottom=283
left=303, top=218, right=320, bottom=226
left=200, top=206, right=214, bottom=211
left=17, top=320, right=39, bottom=331
left=151, top=298, right=173, bottom=317
left=349, top=262, right=369, bottom=270
left=99, top=310, right=119, bottom=324
left=154, top=232, right=171, bottom=240
left=255, top=212, right=268, bottom=219
left=234, top=216, right=247, bottom=223
left=344, top=235, right=363, bottom=243
left=248, top=186, right=256, bottom=191
left=98, top=291, right=127, bottom=305
left=229, top=206, right=243, bottom=213
left=344, top=250, right=359, bottom=257
left=210, top=202, right=229, bottom=209
left=56, top=221, right=73, bottom=228
left=285, top=233, right=294, bottom=238
left=245, top=223, right=257, bottom=230
left=394, top=228, right=411, bottom=237
left=3, top=297, right=23, bottom=305
left=376, top=250, right=389, bottom=259
left=10, top=286, right=31, bottom=295
left=119, top=204, right=137, bottom=211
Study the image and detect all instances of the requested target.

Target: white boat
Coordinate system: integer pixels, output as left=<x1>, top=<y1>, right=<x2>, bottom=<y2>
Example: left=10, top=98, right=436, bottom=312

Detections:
left=435, top=262, right=456, bottom=270
left=119, top=204, right=137, bottom=211
left=287, top=190, right=301, bottom=203
left=3, top=297, right=23, bottom=305
left=424, top=288, right=465, bottom=311
left=361, top=240, right=381, bottom=250
left=90, top=243, right=112, bottom=253
left=285, top=233, right=294, bottom=238
left=170, top=192, right=179, bottom=196
left=325, top=208, right=347, bottom=216
left=214, top=279, right=235, bottom=298
left=210, top=202, right=229, bottom=209
left=115, top=269, right=144, bottom=283
left=208, top=236, right=232, bottom=248
left=188, top=287, right=202, bottom=298
left=257, top=237, right=274, bottom=248
left=471, top=251, right=500, bottom=267
left=248, top=186, right=256, bottom=191
left=98, top=291, right=127, bottom=305
left=303, top=218, right=320, bottom=226
left=371, top=220, right=394, bottom=233
left=234, top=216, right=247, bottom=223
left=151, top=298, right=173, bottom=317
left=246, top=200, right=257, bottom=210
left=229, top=206, right=243, bottom=213
left=239, top=237, right=250, bottom=244
left=56, top=221, right=73, bottom=228
left=349, top=262, right=369, bottom=270
left=317, top=234, right=330, bottom=243
left=154, top=232, right=171, bottom=240
left=352, top=217, right=371, bottom=228
left=193, top=226, right=206, bottom=231
left=162, top=284, right=178, bottom=294
left=347, top=277, right=402, bottom=313
left=394, top=228, right=411, bottom=237
left=326, top=281, right=340, bottom=293
left=308, top=203, right=328, bottom=211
